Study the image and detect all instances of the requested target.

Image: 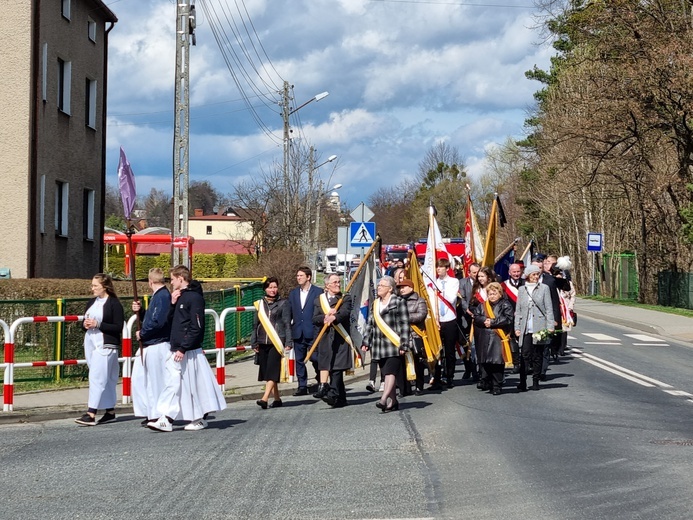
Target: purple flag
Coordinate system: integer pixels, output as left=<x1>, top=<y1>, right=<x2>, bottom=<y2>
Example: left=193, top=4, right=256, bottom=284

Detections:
left=117, top=147, right=136, bottom=220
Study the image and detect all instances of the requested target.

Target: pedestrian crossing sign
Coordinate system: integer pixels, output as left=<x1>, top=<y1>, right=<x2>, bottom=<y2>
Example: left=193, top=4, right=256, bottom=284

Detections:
left=350, top=221, right=376, bottom=247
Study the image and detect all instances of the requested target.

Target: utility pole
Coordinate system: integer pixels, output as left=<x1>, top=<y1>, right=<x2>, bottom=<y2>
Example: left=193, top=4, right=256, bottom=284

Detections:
left=305, top=146, right=315, bottom=261
left=172, top=1, right=195, bottom=268
left=280, top=81, right=292, bottom=248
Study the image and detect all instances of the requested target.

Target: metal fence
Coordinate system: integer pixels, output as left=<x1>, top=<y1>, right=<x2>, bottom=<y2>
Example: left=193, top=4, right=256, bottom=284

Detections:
left=601, top=253, right=638, bottom=300
left=658, top=271, right=693, bottom=309
left=0, top=282, right=263, bottom=384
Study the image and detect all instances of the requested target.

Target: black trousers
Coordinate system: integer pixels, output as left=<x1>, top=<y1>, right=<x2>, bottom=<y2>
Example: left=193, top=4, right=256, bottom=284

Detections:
left=439, top=320, right=459, bottom=381
left=328, top=369, right=346, bottom=403
left=481, top=363, right=504, bottom=390
left=519, top=333, right=545, bottom=385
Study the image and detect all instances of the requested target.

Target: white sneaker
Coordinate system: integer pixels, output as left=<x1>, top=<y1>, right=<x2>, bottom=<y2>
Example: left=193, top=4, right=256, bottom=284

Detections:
left=366, top=380, right=376, bottom=393
left=184, top=419, right=208, bottom=431
left=147, top=416, right=172, bottom=432
left=378, top=381, right=385, bottom=392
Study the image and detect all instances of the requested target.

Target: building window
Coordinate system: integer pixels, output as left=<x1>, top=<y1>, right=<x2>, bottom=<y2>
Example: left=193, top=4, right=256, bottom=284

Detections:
left=85, top=78, right=97, bottom=128
left=39, top=175, right=46, bottom=234
left=61, top=0, right=71, bottom=20
left=42, top=43, right=48, bottom=102
left=83, top=189, right=95, bottom=240
left=206, top=225, right=212, bottom=235
left=55, top=181, right=69, bottom=237
left=88, top=18, right=96, bottom=42
left=58, top=58, right=71, bottom=115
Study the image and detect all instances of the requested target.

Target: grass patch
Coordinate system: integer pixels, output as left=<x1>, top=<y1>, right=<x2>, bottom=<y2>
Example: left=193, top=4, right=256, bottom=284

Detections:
left=4, top=378, right=88, bottom=395
left=581, top=295, right=693, bottom=318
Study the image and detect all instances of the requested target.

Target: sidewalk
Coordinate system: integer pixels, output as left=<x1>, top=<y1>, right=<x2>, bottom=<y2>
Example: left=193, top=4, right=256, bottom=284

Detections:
left=1, top=353, right=371, bottom=424
left=2, top=297, right=692, bottom=423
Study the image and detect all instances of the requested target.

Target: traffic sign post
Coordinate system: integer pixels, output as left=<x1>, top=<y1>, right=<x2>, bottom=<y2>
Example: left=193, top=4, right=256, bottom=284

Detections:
left=587, top=232, right=603, bottom=295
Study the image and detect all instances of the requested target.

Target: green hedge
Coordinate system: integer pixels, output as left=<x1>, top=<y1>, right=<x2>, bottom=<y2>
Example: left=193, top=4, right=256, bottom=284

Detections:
left=105, top=251, right=256, bottom=280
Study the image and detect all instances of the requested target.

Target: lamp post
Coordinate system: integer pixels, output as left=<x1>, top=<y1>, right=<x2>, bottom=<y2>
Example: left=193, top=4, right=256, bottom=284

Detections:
left=305, top=152, right=338, bottom=260
left=280, top=81, right=329, bottom=247
left=313, top=182, right=342, bottom=275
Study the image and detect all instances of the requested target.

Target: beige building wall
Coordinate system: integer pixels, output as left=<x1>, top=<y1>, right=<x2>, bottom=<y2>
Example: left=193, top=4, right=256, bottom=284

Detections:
left=0, top=1, right=116, bottom=278
left=0, top=4, right=32, bottom=277
left=188, top=219, right=254, bottom=241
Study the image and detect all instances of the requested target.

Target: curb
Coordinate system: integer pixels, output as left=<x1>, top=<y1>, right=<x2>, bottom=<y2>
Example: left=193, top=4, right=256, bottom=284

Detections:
left=576, top=308, right=665, bottom=336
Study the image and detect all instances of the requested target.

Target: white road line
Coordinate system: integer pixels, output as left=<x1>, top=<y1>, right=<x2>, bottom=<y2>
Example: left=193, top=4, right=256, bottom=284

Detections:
left=583, top=342, right=621, bottom=345
left=633, top=343, right=669, bottom=347
left=664, top=390, right=693, bottom=397
left=579, top=352, right=673, bottom=388
left=567, top=335, right=577, bottom=340
left=580, top=358, right=655, bottom=387
left=624, top=334, right=666, bottom=342
left=582, top=333, right=621, bottom=341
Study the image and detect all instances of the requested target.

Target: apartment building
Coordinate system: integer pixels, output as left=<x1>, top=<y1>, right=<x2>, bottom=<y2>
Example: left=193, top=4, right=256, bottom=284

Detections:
left=0, top=0, right=117, bottom=278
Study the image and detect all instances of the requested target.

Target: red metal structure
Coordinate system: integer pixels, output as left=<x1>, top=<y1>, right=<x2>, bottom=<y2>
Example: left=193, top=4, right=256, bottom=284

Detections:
left=103, top=233, right=194, bottom=276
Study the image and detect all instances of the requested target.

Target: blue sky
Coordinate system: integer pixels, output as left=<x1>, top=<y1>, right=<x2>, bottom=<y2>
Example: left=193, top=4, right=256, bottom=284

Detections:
left=105, top=0, right=551, bottom=210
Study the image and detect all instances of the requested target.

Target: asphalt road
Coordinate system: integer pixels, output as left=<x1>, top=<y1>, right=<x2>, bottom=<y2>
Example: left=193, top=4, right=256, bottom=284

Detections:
left=2, top=315, right=693, bottom=520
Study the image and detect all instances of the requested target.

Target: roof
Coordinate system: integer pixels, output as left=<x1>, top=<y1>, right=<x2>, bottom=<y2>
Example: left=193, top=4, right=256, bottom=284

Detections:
left=88, top=0, right=118, bottom=23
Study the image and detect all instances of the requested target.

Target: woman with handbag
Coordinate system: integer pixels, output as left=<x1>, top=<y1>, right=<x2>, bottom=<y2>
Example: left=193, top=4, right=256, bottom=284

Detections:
left=251, top=277, right=293, bottom=409
left=514, top=265, right=555, bottom=391
left=361, top=276, right=411, bottom=412
left=397, top=278, right=428, bottom=396
left=472, top=282, right=514, bottom=395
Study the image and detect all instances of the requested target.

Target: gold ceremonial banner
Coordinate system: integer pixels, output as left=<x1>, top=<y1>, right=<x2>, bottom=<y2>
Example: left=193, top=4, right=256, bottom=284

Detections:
left=407, top=250, right=441, bottom=370
left=404, top=351, right=417, bottom=381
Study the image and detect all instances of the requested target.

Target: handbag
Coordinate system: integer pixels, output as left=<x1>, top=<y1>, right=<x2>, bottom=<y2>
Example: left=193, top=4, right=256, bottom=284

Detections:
left=253, top=352, right=260, bottom=365
left=570, top=309, right=577, bottom=326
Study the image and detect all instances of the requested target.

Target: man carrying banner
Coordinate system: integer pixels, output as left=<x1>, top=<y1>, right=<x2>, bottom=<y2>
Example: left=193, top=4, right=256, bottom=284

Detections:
left=433, top=258, right=460, bottom=389
left=312, top=273, right=354, bottom=408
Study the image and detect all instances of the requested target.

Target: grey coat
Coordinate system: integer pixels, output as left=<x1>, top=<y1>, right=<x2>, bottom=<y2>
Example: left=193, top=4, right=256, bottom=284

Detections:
left=514, top=283, right=555, bottom=336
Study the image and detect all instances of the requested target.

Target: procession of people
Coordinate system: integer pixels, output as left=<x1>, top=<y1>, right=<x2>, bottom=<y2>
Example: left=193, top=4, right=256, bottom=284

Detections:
left=75, top=247, right=575, bottom=427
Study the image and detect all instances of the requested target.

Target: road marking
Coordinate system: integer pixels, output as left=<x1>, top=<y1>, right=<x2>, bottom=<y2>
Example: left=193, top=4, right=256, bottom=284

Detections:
left=576, top=352, right=674, bottom=388
left=664, top=390, right=693, bottom=397
left=582, top=333, right=621, bottom=342
left=633, top=343, right=669, bottom=347
left=624, top=334, right=665, bottom=342
left=583, top=342, right=621, bottom=345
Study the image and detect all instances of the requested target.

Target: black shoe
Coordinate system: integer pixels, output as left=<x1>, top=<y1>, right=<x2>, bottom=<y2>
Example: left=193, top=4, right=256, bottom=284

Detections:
left=446, top=380, right=454, bottom=389
left=462, top=371, right=471, bottom=380
left=256, top=399, right=268, bottom=409
left=323, top=394, right=338, bottom=406
left=539, top=374, right=547, bottom=382
left=332, top=400, right=347, bottom=408
left=269, top=400, right=283, bottom=408
left=313, top=383, right=330, bottom=399
left=531, top=381, right=540, bottom=391
left=293, top=387, right=308, bottom=396
left=384, top=400, right=399, bottom=412
left=477, top=381, right=488, bottom=391
left=492, top=388, right=501, bottom=396
left=376, top=400, right=387, bottom=410
left=141, top=418, right=150, bottom=427
left=414, top=388, right=424, bottom=396
left=517, top=383, right=527, bottom=392
left=75, top=413, right=96, bottom=426
left=97, top=412, right=116, bottom=425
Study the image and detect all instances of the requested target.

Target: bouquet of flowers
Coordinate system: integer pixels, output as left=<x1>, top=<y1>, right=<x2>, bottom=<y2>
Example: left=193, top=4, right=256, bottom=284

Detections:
left=532, top=329, right=554, bottom=345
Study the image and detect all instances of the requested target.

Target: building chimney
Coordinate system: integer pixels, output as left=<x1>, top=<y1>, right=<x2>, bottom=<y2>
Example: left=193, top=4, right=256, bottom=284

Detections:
left=194, top=208, right=203, bottom=217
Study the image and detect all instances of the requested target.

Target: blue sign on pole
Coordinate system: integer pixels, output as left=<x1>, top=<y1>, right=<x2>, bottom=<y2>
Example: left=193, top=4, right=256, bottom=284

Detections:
left=350, top=222, right=376, bottom=248
left=587, top=232, right=603, bottom=252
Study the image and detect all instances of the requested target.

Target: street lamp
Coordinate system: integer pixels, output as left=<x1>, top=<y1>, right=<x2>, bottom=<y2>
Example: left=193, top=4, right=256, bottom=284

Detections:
left=280, top=82, right=329, bottom=247
left=313, top=182, right=342, bottom=274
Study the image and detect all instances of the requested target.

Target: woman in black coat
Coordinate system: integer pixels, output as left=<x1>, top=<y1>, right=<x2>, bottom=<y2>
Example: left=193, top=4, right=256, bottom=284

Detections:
left=472, top=282, right=513, bottom=395
left=251, top=277, right=293, bottom=409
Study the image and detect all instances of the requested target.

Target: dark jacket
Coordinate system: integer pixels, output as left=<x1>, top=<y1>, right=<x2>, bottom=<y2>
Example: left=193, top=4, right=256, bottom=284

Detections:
left=251, top=296, right=293, bottom=347
left=168, top=280, right=205, bottom=353
left=313, top=292, right=353, bottom=371
left=473, top=297, right=513, bottom=365
left=288, top=284, right=323, bottom=340
left=138, top=286, right=171, bottom=346
left=84, top=296, right=124, bottom=347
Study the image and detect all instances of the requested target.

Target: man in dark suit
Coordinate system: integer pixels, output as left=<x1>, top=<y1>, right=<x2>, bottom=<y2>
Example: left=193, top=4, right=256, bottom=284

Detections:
left=288, top=266, right=323, bottom=396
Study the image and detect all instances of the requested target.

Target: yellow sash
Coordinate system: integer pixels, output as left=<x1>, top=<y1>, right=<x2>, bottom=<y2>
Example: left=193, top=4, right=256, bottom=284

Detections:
left=319, top=294, right=362, bottom=371
left=254, top=300, right=285, bottom=357
left=483, top=300, right=513, bottom=368
left=373, top=299, right=400, bottom=347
